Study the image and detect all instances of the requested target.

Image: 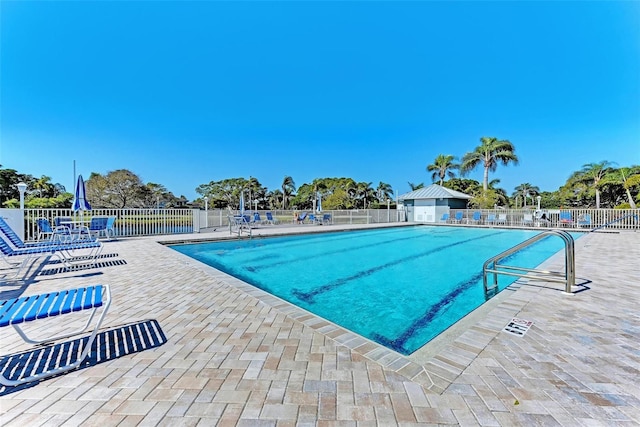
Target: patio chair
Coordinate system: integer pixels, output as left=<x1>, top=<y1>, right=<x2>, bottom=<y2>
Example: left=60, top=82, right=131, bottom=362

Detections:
left=496, top=214, right=507, bottom=225
left=469, top=211, right=481, bottom=224
left=0, top=284, right=111, bottom=386
left=322, top=213, right=332, bottom=225
left=265, top=212, right=279, bottom=225
left=577, top=213, right=592, bottom=228
left=53, top=216, right=91, bottom=241
left=297, top=212, right=308, bottom=224
left=309, top=214, right=322, bottom=224
left=439, top=213, right=450, bottom=223
left=36, top=218, right=60, bottom=241
left=450, top=211, right=463, bottom=224
left=105, top=216, right=117, bottom=240
left=559, top=211, right=574, bottom=227
left=522, top=213, right=534, bottom=226
left=89, top=217, right=109, bottom=239
left=0, top=217, right=93, bottom=250
left=486, top=214, right=497, bottom=225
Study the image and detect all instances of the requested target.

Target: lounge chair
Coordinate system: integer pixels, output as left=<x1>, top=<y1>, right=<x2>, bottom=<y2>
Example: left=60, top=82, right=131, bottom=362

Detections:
left=321, top=213, right=332, bottom=225
left=577, top=213, right=592, bottom=228
left=559, top=211, right=574, bottom=227
left=0, top=284, right=111, bottom=386
left=450, top=211, right=463, bottom=224
left=522, top=213, right=534, bottom=226
left=265, top=212, right=279, bottom=225
left=469, top=211, right=481, bottom=224
left=439, top=213, right=450, bottom=223
left=252, top=213, right=262, bottom=226
left=0, top=217, right=94, bottom=249
left=486, top=214, right=497, bottom=225
left=309, top=214, right=322, bottom=224
left=0, top=219, right=103, bottom=278
left=297, top=212, right=308, bottom=224
left=496, top=214, right=507, bottom=225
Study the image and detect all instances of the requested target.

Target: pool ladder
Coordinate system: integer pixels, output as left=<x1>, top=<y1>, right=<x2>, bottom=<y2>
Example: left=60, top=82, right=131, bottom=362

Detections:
left=228, top=215, right=253, bottom=239
left=483, top=229, right=575, bottom=299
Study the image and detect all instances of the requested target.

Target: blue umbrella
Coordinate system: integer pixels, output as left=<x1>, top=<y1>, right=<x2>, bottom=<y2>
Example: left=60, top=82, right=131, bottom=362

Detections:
left=73, top=175, right=91, bottom=212
left=73, top=175, right=91, bottom=229
left=317, top=191, right=322, bottom=213
left=239, top=191, right=245, bottom=214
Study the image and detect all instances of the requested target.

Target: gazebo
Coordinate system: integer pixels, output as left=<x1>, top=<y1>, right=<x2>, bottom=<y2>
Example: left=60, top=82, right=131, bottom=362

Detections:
left=398, top=184, right=472, bottom=223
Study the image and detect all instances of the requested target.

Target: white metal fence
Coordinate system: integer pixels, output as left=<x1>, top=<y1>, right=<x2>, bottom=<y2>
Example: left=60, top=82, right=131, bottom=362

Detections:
left=445, top=208, right=639, bottom=231
left=24, top=208, right=197, bottom=241
left=22, top=208, right=401, bottom=240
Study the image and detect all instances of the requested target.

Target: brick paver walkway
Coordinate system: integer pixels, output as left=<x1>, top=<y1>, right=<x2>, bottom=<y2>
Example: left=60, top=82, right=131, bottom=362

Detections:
left=1, top=224, right=638, bottom=426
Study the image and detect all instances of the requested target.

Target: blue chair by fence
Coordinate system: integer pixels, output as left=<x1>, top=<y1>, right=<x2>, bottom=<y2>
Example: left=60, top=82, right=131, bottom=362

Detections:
left=297, top=212, right=308, bottom=224
left=469, top=211, right=481, bottom=224
left=265, top=212, right=279, bottom=225
left=486, top=214, right=497, bottom=225
left=440, top=213, right=450, bottom=223
left=89, top=217, right=109, bottom=239
left=577, top=213, right=592, bottom=228
left=322, top=213, right=332, bottom=225
left=451, top=211, right=464, bottom=224
left=559, top=211, right=574, bottom=227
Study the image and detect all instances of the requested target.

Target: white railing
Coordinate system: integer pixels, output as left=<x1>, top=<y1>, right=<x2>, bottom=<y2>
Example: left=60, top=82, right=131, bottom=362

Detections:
left=445, top=208, right=639, bottom=231
left=201, top=209, right=400, bottom=228
left=23, top=208, right=402, bottom=241
left=24, top=208, right=196, bottom=241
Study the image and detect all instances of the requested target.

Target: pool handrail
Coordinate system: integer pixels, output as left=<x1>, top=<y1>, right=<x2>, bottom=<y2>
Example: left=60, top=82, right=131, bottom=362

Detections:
left=482, top=229, right=575, bottom=298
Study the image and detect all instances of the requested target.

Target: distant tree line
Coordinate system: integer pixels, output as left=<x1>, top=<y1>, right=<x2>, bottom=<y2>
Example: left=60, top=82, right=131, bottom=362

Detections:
left=2, top=137, right=638, bottom=210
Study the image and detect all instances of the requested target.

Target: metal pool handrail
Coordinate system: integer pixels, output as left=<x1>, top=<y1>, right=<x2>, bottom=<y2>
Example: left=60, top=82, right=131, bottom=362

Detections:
left=483, top=229, right=575, bottom=299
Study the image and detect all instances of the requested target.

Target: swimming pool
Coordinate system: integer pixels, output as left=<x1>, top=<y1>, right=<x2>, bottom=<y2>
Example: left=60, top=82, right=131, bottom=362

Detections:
left=171, top=226, right=576, bottom=355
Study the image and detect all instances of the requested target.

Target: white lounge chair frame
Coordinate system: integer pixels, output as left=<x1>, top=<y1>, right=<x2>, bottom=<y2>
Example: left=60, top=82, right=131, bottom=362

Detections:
left=0, top=285, right=111, bottom=386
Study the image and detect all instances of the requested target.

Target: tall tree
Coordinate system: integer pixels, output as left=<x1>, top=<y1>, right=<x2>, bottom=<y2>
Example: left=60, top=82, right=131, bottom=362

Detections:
left=281, top=176, right=296, bottom=210
left=461, top=137, right=519, bottom=191
left=407, top=182, right=424, bottom=191
left=375, top=182, right=393, bottom=202
left=427, top=154, right=459, bottom=185
left=512, top=183, right=540, bottom=208
left=602, top=166, right=640, bottom=209
left=573, top=161, right=616, bottom=209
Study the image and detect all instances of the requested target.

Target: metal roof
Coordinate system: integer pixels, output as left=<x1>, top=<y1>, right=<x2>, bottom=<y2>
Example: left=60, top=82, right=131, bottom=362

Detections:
left=398, top=184, right=472, bottom=200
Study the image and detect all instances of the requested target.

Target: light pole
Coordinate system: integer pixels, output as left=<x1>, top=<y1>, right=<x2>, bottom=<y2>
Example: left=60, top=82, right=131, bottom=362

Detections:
left=204, top=196, right=209, bottom=228
left=16, top=182, right=27, bottom=210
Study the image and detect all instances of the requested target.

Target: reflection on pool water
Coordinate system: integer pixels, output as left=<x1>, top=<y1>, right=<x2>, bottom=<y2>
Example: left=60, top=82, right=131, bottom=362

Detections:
left=171, top=226, right=577, bottom=355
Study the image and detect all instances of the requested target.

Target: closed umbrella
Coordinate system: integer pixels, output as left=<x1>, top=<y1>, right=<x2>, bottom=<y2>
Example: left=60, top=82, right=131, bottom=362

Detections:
left=239, top=192, right=245, bottom=215
left=317, top=192, right=322, bottom=213
left=73, top=175, right=91, bottom=231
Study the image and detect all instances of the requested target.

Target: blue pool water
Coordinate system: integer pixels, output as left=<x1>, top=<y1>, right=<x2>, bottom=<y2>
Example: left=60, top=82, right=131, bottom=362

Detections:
left=171, top=226, right=577, bottom=355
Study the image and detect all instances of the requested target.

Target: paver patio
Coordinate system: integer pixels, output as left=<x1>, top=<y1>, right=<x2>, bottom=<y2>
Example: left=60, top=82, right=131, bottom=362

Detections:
left=1, top=224, right=638, bottom=426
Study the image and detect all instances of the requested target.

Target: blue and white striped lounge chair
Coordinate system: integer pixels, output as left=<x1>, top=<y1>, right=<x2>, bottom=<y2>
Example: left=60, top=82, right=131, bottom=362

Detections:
left=0, top=220, right=103, bottom=279
left=0, top=217, right=97, bottom=250
left=0, top=285, right=111, bottom=386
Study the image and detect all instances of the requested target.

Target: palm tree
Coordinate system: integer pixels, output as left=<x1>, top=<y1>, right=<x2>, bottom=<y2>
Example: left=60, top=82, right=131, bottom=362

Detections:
left=603, top=166, right=639, bottom=209
left=407, top=182, right=424, bottom=191
left=427, top=155, right=459, bottom=185
left=356, top=182, right=373, bottom=209
left=281, top=176, right=296, bottom=210
left=376, top=182, right=393, bottom=202
left=512, top=183, right=540, bottom=208
left=461, top=137, right=519, bottom=191
left=573, top=161, right=616, bottom=208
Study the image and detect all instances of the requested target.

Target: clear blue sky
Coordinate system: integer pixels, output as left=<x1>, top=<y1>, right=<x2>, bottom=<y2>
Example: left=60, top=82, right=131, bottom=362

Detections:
left=2, top=1, right=639, bottom=200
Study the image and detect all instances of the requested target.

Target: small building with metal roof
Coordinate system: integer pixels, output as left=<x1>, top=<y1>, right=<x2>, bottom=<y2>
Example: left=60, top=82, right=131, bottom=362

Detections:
left=398, top=184, right=472, bottom=223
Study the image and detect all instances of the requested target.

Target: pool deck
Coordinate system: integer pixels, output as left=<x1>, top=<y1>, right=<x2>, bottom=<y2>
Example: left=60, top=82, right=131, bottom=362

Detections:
left=1, top=223, right=639, bottom=426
